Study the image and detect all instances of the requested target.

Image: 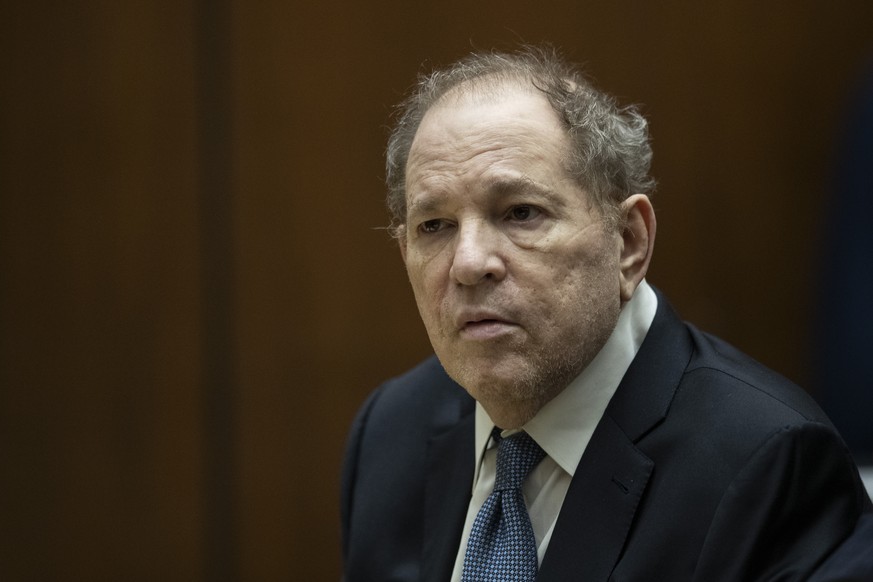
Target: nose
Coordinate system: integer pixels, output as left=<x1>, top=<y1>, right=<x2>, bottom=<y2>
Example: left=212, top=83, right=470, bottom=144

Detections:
left=449, top=221, right=507, bottom=285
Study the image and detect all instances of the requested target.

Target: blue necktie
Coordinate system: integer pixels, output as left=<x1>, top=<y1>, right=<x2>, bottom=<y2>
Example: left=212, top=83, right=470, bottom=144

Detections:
left=461, top=429, right=546, bottom=581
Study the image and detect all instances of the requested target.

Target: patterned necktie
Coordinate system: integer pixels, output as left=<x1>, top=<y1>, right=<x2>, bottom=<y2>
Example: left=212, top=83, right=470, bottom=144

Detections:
left=461, top=429, right=546, bottom=581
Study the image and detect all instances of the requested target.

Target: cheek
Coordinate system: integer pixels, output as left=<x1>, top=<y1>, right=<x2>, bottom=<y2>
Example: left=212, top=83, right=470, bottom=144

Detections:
left=535, top=246, right=607, bottom=285
left=532, top=248, right=618, bottom=310
left=557, top=233, right=619, bottom=280
left=406, top=258, right=446, bottom=317
left=407, top=258, right=430, bottom=284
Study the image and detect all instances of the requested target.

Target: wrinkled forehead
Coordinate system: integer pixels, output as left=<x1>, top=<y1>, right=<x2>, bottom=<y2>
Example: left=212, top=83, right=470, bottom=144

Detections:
left=409, top=80, right=569, bottom=164
left=405, top=82, right=581, bottom=212
left=411, top=76, right=575, bottom=168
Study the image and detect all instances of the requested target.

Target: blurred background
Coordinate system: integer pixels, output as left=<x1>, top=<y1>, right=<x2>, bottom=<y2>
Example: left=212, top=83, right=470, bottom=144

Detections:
left=2, top=1, right=872, bottom=580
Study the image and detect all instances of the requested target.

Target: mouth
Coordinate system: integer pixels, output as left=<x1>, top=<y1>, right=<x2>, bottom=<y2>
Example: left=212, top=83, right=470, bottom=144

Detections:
left=463, top=317, right=508, bottom=328
left=456, top=312, right=518, bottom=340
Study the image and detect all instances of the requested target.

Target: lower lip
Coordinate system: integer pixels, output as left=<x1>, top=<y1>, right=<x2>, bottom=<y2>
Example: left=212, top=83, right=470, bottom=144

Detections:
left=460, top=321, right=517, bottom=340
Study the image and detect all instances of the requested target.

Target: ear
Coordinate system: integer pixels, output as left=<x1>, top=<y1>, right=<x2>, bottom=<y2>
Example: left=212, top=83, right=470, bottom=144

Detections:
left=618, top=194, right=656, bottom=302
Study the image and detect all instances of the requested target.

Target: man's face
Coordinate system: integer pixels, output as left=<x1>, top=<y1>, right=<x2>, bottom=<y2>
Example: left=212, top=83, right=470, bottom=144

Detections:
left=401, top=84, right=624, bottom=426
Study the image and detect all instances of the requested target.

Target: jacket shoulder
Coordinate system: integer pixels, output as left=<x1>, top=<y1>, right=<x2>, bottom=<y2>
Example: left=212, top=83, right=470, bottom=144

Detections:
left=340, top=355, right=473, bottom=571
left=683, top=323, right=832, bottom=426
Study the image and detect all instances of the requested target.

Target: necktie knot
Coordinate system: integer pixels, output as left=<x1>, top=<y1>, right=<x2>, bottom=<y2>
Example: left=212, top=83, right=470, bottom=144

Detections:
left=493, top=430, right=546, bottom=492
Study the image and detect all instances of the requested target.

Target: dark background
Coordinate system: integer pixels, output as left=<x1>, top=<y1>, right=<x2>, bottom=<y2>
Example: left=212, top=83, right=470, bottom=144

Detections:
left=2, top=1, right=872, bottom=579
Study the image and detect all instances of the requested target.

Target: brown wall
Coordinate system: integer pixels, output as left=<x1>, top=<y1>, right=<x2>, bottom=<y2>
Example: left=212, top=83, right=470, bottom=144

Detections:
left=2, top=1, right=872, bottom=579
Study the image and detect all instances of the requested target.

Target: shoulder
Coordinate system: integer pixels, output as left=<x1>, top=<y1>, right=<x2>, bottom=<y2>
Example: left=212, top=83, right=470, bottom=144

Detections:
left=625, top=294, right=855, bottom=496
left=341, top=355, right=473, bottom=486
left=617, top=299, right=869, bottom=578
left=615, top=291, right=834, bottom=447
left=353, top=355, right=471, bottom=434
left=681, top=322, right=832, bottom=427
left=810, top=513, right=873, bottom=581
left=651, top=318, right=841, bottom=474
left=340, top=355, right=474, bottom=559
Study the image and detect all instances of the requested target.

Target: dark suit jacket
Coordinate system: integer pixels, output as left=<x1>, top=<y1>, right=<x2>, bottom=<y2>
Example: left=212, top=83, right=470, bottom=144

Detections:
left=341, top=294, right=872, bottom=581
left=808, top=514, right=873, bottom=581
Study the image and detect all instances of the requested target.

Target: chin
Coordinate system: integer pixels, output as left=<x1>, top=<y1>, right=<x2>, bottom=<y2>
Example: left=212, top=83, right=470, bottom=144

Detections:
left=454, top=343, right=592, bottom=406
left=446, top=358, right=551, bottom=404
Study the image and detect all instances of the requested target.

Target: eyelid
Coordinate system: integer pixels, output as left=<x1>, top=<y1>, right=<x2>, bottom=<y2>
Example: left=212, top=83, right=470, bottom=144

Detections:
left=417, top=218, right=452, bottom=234
left=506, top=204, right=544, bottom=221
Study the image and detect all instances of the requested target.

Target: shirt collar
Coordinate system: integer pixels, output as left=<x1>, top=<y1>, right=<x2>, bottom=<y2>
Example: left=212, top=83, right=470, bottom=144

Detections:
left=472, top=280, right=658, bottom=482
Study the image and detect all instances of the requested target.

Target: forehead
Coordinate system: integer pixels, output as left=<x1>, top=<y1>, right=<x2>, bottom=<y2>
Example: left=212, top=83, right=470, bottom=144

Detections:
left=406, top=85, right=571, bottom=185
left=416, top=83, right=565, bottom=145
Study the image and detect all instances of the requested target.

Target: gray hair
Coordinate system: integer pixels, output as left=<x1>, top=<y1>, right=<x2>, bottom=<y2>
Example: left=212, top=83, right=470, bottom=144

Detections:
left=385, top=45, right=655, bottom=234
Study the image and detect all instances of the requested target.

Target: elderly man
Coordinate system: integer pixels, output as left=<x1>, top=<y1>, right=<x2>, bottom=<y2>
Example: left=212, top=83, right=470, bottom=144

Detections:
left=340, top=46, right=871, bottom=581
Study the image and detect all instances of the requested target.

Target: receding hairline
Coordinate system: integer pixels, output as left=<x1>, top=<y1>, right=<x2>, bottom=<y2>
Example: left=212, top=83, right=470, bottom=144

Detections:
left=410, top=77, right=572, bottom=151
left=417, top=69, right=569, bottom=115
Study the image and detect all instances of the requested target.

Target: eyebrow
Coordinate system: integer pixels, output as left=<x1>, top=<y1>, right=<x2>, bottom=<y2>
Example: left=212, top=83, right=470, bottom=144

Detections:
left=407, top=195, right=441, bottom=217
left=406, top=175, right=566, bottom=218
left=489, top=176, right=556, bottom=199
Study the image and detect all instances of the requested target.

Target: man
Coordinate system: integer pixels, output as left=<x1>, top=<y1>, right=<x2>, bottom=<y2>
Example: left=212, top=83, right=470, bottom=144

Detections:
left=341, top=46, right=872, bottom=581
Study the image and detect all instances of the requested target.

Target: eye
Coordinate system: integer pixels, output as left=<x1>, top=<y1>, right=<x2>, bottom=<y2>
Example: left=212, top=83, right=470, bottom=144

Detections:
left=507, top=205, right=541, bottom=222
left=419, top=218, right=447, bottom=234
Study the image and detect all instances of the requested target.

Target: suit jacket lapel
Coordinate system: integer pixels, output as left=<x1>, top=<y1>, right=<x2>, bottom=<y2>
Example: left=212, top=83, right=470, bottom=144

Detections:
left=421, top=394, right=476, bottom=582
left=538, top=291, right=694, bottom=581
left=538, top=415, right=654, bottom=581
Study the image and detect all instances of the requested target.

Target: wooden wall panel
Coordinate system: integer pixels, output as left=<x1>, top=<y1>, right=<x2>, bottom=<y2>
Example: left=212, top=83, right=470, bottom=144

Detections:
left=0, top=2, right=203, bottom=579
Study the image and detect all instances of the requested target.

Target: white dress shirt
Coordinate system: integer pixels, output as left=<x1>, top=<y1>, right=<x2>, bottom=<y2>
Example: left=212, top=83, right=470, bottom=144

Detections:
left=450, top=281, right=658, bottom=581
